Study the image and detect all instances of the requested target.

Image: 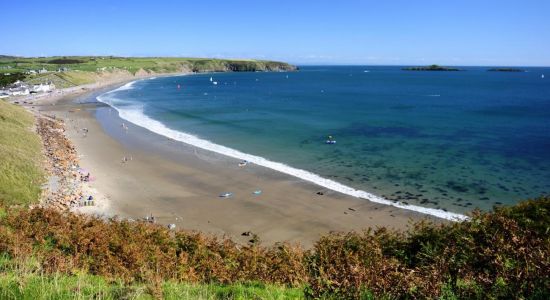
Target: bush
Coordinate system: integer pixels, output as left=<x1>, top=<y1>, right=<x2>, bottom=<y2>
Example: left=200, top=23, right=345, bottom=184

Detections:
left=0, top=206, right=306, bottom=287
left=0, top=197, right=548, bottom=299
left=305, top=196, right=550, bottom=299
left=47, top=59, right=84, bottom=64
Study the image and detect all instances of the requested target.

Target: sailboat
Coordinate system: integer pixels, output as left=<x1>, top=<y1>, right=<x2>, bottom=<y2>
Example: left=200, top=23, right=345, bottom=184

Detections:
left=210, top=77, right=213, bottom=82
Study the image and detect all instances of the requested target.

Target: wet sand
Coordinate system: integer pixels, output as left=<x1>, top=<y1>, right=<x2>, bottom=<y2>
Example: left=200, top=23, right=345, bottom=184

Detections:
left=37, top=85, right=438, bottom=247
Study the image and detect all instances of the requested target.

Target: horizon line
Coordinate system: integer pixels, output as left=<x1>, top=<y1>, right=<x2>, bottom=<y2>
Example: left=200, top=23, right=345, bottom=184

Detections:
left=1, top=54, right=549, bottom=68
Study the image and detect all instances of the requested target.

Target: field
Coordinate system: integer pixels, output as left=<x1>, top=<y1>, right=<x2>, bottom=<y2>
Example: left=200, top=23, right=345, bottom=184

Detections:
left=0, top=56, right=296, bottom=88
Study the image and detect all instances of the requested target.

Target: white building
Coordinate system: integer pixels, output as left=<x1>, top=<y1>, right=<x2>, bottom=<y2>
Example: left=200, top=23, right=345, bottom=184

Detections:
left=31, top=82, right=55, bottom=93
left=9, top=87, right=30, bottom=96
left=0, top=81, right=31, bottom=96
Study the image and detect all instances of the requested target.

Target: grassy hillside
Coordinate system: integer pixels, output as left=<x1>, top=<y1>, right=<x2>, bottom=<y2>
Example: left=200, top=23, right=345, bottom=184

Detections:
left=0, top=262, right=303, bottom=300
left=0, top=100, right=44, bottom=206
left=0, top=197, right=548, bottom=299
left=0, top=56, right=296, bottom=88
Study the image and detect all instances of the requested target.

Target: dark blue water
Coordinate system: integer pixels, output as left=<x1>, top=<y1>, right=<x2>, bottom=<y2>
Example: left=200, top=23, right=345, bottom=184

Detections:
left=101, top=66, right=550, bottom=213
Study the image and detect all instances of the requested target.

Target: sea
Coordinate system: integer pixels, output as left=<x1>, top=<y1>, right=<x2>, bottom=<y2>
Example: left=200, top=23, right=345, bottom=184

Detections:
left=96, top=66, right=550, bottom=220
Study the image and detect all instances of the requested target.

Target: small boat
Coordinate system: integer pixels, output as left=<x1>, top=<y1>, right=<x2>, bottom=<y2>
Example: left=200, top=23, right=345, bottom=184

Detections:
left=238, top=160, right=248, bottom=167
left=210, top=77, right=213, bottom=82
left=363, top=70, right=370, bottom=73
left=253, top=190, right=262, bottom=195
left=219, top=192, right=233, bottom=198
left=213, top=81, right=218, bottom=85
left=542, top=74, right=545, bottom=79
left=325, top=140, right=336, bottom=144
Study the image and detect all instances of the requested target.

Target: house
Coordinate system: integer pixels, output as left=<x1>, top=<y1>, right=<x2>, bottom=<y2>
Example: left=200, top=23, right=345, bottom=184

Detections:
left=26, top=69, right=37, bottom=75
left=1, top=81, right=31, bottom=96
left=57, top=67, right=70, bottom=72
left=31, top=82, right=55, bottom=93
left=38, top=67, right=48, bottom=74
left=9, top=87, right=30, bottom=96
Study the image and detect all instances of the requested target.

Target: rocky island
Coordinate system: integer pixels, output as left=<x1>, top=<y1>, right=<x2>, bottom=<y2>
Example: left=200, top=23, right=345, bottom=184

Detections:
left=488, top=68, right=525, bottom=72
left=402, top=64, right=460, bottom=71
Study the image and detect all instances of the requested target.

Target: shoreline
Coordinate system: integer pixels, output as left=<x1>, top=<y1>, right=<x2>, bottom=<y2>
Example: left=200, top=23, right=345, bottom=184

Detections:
left=98, top=78, right=467, bottom=221
left=29, top=75, right=443, bottom=247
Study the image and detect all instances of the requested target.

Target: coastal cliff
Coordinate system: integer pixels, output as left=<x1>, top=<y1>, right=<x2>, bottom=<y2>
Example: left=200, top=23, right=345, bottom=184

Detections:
left=0, top=56, right=297, bottom=89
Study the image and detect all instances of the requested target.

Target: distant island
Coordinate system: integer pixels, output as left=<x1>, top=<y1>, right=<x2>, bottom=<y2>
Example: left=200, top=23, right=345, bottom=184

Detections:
left=488, top=68, right=525, bottom=72
left=402, top=64, right=460, bottom=71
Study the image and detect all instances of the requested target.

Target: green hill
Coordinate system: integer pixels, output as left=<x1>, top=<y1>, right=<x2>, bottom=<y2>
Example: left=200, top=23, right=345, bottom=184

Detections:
left=0, top=56, right=297, bottom=88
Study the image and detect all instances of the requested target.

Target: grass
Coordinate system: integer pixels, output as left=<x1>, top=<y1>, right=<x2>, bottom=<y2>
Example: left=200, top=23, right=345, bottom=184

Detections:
left=0, top=256, right=303, bottom=300
left=0, top=56, right=296, bottom=87
left=24, top=71, right=96, bottom=88
left=0, top=100, right=44, bottom=206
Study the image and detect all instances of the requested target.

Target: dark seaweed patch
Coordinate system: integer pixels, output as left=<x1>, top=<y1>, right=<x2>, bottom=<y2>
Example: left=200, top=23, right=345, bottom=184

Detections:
left=446, top=181, right=469, bottom=193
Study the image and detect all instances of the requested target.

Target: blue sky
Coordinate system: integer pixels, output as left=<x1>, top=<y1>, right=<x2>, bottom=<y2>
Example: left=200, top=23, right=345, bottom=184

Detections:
left=2, top=0, right=549, bottom=66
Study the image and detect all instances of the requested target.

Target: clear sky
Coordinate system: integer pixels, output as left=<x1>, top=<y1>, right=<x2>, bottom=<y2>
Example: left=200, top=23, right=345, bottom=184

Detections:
left=2, top=0, right=549, bottom=66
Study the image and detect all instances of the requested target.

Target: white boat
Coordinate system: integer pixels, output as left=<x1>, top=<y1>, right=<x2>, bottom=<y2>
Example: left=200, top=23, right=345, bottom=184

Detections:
left=542, top=74, right=545, bottom=79
left=210, top=77, right=213, bottom=82
left=325, top=140, right=336, bottom=144
left=213, top=81, right=218, bottom=85
left=219, top=192, right=233, bottom=198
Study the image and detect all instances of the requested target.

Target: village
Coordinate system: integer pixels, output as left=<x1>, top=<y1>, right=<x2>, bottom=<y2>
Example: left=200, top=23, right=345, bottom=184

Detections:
left=0, top=80, right=56, bottom=98
left=0, top=67, right=67, bottom=99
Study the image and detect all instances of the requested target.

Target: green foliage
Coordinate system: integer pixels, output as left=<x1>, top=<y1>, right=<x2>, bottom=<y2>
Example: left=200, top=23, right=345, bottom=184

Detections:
left=0, top=73, right=26, bottom=88
left=0, top=101, right=44, bottom=206
left=0, top=260, right=303, bottom=299
left=46, top=58, right=85, bottom=64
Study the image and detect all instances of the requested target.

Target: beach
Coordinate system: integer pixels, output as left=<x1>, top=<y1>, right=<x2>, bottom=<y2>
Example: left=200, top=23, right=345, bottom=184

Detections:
left=27, top=80, right=436, bottom=247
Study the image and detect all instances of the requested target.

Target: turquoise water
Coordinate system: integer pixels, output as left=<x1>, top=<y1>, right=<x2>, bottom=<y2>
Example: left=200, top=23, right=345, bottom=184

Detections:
left=98, top=66, right=550, bottom=214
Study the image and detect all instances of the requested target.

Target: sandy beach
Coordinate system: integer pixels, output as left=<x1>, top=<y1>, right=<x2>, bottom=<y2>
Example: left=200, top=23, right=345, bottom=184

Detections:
left=32, top=80, right=437, bottom=247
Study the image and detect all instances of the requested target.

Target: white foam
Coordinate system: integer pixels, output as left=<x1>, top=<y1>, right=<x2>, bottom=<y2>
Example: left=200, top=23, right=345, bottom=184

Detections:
left=110, top=80, right=138, bottom=92
left=97, top=86, right=469, bottom=222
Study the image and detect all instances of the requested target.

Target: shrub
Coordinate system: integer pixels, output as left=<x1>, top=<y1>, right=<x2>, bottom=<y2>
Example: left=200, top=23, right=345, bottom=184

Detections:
left=306, top=196, right=550, bottom=299
left=0, top=197, right=548, bottom=299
